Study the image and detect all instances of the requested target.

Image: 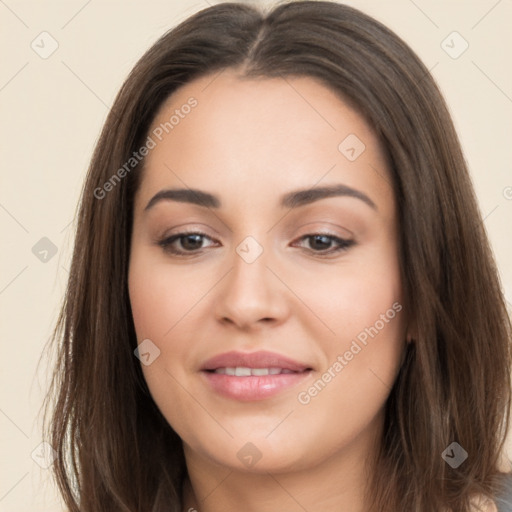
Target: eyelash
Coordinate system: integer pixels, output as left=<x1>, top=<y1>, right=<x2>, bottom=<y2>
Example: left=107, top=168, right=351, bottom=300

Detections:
left=157, top=230, right=355, bottom=257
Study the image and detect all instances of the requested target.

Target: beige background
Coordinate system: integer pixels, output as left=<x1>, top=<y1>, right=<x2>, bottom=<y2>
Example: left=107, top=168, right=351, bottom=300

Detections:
left=1, top=0, right=511, bottom=510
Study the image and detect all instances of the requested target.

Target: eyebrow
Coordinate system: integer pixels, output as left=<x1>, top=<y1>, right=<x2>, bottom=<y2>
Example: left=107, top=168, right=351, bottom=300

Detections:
left=144, top=184, right=377, bottom=212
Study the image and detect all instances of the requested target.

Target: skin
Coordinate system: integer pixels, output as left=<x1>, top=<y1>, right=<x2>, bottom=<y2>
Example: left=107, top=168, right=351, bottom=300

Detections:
left=128, top=70, right=411, bottom=512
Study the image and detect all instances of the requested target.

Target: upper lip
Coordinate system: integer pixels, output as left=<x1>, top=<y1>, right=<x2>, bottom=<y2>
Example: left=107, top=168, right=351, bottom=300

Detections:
left=201, top=350, right=311, bottom=372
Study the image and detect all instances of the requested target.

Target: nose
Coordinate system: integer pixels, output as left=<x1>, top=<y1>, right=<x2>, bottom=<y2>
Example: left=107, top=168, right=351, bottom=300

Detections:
left=213, top=237, right=290, bottom=331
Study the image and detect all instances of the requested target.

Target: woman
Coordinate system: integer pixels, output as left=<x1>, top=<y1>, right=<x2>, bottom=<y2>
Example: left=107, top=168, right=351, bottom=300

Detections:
left=43, top=1, right=512, bottom=510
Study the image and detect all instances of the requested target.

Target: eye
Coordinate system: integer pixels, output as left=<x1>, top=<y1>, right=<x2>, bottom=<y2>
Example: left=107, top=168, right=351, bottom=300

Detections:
left=158, top=231, right=217, bottom=256
left=292, top=233, right=355, bottom=256
left=157, top=231, right=355, bottom=257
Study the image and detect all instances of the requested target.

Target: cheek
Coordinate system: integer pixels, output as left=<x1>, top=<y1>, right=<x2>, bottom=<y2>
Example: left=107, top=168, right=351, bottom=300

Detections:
left=288, top=248, right=403, bottom=346
left=334, top=266, right=403, bottom=350
left=128, top=251, right=193, bottom=394
left=289, top=264, right=405, bottom=463
left=290, top=245, right=405, bottom=401
left=128, top=251, right=208, bottom=345
left=129, top=263, right=179, bottom=340
left=128, top=254, right=205, bottom=434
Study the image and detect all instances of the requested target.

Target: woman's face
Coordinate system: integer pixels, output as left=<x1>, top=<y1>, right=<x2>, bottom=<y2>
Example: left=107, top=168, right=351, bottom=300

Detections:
left=128, top=71, right=407, bottom=474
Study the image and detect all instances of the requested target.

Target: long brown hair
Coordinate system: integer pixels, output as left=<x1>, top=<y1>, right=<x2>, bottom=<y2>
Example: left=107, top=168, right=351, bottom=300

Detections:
left=42, top=1, right=512, bottom=510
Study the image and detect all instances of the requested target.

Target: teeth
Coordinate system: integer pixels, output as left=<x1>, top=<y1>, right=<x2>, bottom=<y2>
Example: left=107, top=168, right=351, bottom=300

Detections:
left=213, top=367, right=293, bottom=376
left=251, top=368, right=270, bottom=376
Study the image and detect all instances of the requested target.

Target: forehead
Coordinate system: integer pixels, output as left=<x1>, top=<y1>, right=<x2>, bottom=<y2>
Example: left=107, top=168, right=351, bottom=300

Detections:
left=136, top=71, right=393, bottom=217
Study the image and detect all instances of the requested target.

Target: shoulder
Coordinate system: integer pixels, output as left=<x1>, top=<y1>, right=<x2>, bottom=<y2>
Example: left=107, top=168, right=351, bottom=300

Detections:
left=442, top=495, right=498, bottom=512
left=469, top=495, right=498, bottom=512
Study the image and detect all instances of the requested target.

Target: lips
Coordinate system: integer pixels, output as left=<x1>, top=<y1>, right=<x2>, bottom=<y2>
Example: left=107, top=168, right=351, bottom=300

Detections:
left=200, top=350, right=312, bottom=401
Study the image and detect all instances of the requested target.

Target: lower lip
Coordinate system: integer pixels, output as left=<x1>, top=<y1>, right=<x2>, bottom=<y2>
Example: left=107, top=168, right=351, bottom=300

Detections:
left=201, top=371, right=311, bottom=401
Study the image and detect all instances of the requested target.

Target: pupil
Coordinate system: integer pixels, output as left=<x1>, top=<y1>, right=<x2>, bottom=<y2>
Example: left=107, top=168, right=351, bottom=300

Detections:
left=182, top=234, right=202, bottom=250
left=311, top=235, right=330, bottom=250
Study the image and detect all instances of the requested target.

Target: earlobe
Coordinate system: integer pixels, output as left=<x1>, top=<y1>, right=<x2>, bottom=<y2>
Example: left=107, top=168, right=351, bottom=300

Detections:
left=405, top=316, right=418, bottom=345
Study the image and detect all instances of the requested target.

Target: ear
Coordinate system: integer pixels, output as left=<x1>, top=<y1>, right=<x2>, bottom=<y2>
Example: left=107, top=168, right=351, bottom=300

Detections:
left=397, top=297, right=416, bottom=344
left=405, top=313, right=417, bottom=344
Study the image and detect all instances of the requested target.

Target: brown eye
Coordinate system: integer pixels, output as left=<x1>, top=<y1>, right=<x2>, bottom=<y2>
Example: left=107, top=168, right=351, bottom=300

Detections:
left=178, top=233, right=206, bottom=251
left=158, top=231, right=355, bottom=258
left=158, top=231, right=216, bottom=255
left=294, top=233, right=355, bottom=255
